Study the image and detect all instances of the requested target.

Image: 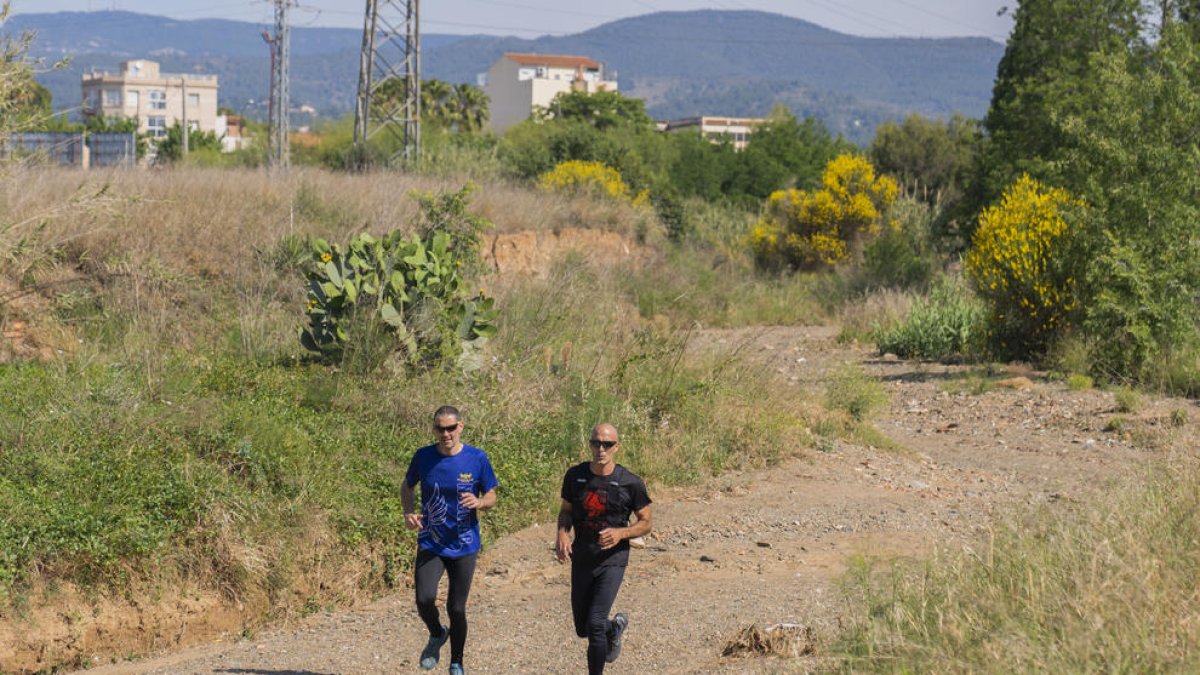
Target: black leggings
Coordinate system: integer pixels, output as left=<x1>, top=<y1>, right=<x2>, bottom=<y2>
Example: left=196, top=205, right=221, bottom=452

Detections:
left=414, top=548, right=478, bottom=666
left=571, top=561, right=627, bottom=675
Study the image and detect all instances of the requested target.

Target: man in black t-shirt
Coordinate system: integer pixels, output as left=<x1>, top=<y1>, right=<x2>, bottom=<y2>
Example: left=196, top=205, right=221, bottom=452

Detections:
left=556, top=423, right=653, bottom=675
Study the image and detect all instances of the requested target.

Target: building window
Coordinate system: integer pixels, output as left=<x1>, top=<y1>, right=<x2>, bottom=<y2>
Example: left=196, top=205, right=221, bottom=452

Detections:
left=103, top=89, right=121, bottom=107
left=149, top=90, right=166, bottom=110
left=187, top=93, right=200, bottom=108
left=84, top=90, right=100, bottom=112
left=126, top=90, right=139, bottom=109
left=147, top=116, right=167, bottom=137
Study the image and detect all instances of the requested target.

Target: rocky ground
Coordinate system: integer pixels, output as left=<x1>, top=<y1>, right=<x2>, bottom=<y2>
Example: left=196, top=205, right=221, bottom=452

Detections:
left=73, top=326, right=1193, bottom=675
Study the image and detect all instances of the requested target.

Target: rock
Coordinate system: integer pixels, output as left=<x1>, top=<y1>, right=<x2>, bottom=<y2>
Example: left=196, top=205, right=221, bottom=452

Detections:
left=700, top=555, right=716, bottom=563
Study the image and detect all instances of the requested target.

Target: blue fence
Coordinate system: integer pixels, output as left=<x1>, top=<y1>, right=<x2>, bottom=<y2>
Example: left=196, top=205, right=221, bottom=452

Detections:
left=2, top=132, right=138, bottom=168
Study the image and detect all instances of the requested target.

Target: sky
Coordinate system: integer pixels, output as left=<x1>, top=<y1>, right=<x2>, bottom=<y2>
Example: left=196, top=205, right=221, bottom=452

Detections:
left=15, top=0, right=1016, bottom=41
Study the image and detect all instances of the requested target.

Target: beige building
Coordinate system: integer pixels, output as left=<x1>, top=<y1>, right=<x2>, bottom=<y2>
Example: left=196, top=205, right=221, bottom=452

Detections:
left=81, top=60, right=219, bottom=139
left=482, top=52, right=618, bottom=135
left=661, top=116, right=766, bottom=151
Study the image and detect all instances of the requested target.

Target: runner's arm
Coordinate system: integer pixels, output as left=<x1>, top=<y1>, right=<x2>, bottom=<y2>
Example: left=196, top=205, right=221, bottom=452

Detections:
left=627, top=504, right=652, bottom=538
left=401, top=481, right=423, bottom=530
left=555, top=499, right=574, bottom=562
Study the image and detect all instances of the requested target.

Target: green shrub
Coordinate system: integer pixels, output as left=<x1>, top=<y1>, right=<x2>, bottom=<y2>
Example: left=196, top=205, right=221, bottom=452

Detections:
left=1113, top=386, right=1142, bottom=414
left=1170, top=408, right=1188, bottom=428
left=965, top=174, right=1084, bottom=360
left=1066, top=373, right=1094, bottom=390
left=825, top=365, right=889, bottom=422
left=858, top=197, right=937, bottom=291
left=299, top=186, right=497, bottom=370
left=874, top=277, right=986, bottom=361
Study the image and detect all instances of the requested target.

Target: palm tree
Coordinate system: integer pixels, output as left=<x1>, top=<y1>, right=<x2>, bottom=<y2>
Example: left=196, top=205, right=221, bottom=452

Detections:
left=449, top=83, right=489, bottom=134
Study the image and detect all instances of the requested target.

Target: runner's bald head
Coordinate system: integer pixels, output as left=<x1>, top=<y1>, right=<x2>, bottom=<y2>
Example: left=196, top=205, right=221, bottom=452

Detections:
left=591, top=423, right=618, bottom=441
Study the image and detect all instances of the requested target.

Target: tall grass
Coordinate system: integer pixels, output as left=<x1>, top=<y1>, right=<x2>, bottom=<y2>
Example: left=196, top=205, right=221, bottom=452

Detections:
left=874, top=276, right=986, bottom=360
left=834, top=461, right=1200, bottom=672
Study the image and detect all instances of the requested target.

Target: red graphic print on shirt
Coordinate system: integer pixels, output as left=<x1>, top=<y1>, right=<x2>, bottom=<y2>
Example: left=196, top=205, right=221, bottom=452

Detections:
left=582, top=488, right=607, bottom=531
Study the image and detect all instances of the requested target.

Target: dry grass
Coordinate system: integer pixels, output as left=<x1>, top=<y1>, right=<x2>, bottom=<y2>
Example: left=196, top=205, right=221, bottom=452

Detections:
left=835, top=458, right=1200, bottom=672
left=838, top=288, right=916, bottom=345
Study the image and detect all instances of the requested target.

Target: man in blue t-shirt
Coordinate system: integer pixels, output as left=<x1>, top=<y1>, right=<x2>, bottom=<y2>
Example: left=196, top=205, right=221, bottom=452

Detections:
left=402, top=406, right=499, bottom=675
left=557, top=423, right=653, bottom=675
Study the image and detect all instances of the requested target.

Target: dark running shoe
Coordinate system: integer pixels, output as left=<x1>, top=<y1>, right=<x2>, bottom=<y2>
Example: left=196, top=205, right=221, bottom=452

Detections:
left=448, top=664, right=465, bottom=675
left=419, top=625, right=449, bottom=670
left=606, top=612, right=628, bottom=663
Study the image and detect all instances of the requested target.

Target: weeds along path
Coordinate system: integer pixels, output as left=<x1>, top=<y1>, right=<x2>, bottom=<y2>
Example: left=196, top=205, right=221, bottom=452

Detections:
left=75, top=327, right=1189, bottom=675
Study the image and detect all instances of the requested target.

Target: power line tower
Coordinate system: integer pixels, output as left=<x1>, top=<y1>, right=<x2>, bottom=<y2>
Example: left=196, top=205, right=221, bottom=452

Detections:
left=264, top=0, right=293, bottom=168
left=353, top=0, right=420, bottom=166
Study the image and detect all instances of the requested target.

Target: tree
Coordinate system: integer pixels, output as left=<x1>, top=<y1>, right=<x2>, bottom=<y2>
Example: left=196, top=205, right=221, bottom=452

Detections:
left=535, top=90, right=655, bottom=132
left=448, top=83, right=488, bottom=134
left=154, top=122, right=222, bottom=163
left=869, top=113, right=980, bottom=207
left=1053, top=23, right=1200, bottom=377
left=374, top=77, right=489, bottom=133
left=969, top=0, right=1142, bottom=220
left=0, top=2, right=64, bottom=140
left=870, top=113, right=982, bottom=250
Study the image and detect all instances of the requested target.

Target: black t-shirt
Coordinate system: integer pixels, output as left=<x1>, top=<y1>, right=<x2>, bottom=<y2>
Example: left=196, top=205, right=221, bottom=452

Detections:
left=560, top=462, right=652, bottom=567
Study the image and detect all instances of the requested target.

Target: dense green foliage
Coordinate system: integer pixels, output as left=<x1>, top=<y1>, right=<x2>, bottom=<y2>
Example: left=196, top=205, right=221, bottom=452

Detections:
left=154, top=122, right=224, bottom=163
left=375, top=77, right=490, bottom=134
left=868, top=113, right=981, bottom=248
left=953, top=1, right=1200, bottom=383
left=874, top=278, right=985, bottom=360
left=300, top=187, right=497, bottom=370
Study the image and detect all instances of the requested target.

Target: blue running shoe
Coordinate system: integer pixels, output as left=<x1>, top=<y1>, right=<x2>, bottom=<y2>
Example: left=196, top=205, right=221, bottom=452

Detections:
left=419, top=625, right=449, bottom=670
left=606, top=612, right=628, bottom=663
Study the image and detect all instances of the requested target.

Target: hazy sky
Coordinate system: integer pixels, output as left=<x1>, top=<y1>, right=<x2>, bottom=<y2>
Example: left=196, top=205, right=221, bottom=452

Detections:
left=15, top=1, right=1015, bottom=41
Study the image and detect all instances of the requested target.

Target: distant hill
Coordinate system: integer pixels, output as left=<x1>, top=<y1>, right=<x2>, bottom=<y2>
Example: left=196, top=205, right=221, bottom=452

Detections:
left=9, top=9, right=1003, bottom=143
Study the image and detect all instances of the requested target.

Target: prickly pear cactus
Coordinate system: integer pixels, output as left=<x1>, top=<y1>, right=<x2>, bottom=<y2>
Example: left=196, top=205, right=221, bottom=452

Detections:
left=298, top=187, right=497, bottom=370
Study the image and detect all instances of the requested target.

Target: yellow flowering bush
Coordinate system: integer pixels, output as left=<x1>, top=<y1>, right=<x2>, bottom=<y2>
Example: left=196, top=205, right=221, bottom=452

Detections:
left=538, top=160, right=649, bottom=208
left=748, top=154, right=898, bottom=269
left=965, top=174, right=1082, bottom=356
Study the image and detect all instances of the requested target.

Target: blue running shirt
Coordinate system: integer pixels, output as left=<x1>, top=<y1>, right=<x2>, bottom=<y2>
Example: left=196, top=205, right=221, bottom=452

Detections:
left=405, top=444, right=499, bottom=557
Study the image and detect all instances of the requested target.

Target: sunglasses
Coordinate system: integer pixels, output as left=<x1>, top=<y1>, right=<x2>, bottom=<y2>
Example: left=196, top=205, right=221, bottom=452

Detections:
left=589, top=439, right=617, bottom=450
left=434, top=423, right=460, bottom=433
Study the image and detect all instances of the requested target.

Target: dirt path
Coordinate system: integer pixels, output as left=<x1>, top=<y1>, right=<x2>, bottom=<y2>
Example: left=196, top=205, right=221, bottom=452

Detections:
left=76, top=327, right=1191, bottom=674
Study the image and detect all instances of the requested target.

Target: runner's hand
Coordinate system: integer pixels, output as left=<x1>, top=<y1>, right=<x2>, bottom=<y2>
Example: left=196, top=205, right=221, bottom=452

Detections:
left=556, top=530, right=573, bottom=562
left=404, top=512, right=424, bottom=530
left=598, top=528, right=622, bottom=550
left=459, top=492, right=481, bottom=509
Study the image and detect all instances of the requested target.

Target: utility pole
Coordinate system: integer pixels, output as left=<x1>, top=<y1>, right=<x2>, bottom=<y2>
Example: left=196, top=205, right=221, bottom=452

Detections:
left=181, top=77, right=189, bottom=156
left=353, top=0, right=420, bottom=166
left=264, top=0, right=293, bottom=168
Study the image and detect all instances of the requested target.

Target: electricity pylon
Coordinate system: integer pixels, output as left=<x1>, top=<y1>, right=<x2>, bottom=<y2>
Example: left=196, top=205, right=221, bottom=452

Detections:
left=353, top=0, right=420, bottom=166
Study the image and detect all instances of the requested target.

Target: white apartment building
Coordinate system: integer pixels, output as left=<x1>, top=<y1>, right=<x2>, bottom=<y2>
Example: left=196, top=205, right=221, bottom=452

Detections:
left=482, top=52, right=618, bottom=135
left=81, top=60, right=219, bottom=139
left=660, top=116, right=766, bottom=151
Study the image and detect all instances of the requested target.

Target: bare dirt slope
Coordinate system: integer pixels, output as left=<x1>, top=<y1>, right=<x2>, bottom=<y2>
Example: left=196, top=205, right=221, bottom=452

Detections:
left=75, top=326, right=1192, bottom=675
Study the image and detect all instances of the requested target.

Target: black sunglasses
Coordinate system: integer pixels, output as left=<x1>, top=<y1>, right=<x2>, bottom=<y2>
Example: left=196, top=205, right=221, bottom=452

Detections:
left=589, top=439, right=617, bottom=449
left=434, top=423, right=459, bottom=433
